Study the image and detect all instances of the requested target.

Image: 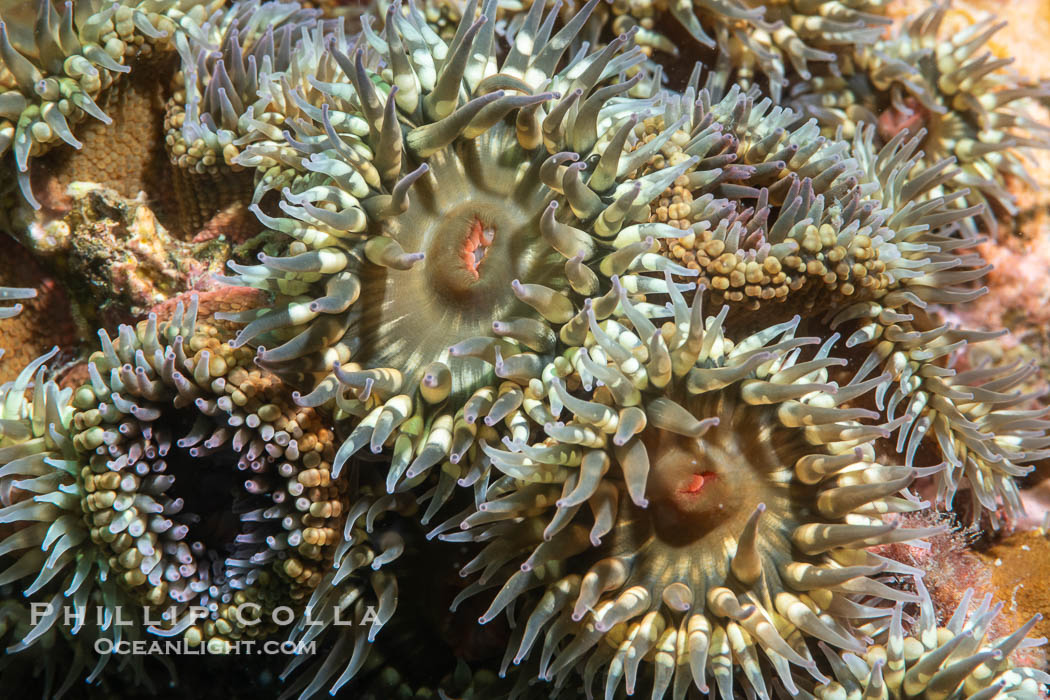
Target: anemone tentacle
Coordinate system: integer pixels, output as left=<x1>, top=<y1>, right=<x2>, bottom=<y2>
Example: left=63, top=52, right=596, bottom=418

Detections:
left=439, top=281, right=948, bottom=699
left=0, top=284, right=34, bottom=320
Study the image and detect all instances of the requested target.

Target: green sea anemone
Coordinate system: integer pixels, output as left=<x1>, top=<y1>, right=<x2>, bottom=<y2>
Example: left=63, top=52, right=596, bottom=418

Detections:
left=218, top=0, right=697, bottom=501
left=628, top=74, right=980, bottom=318
left=67, top=299, right=348, bottom=650
left=790, top=1, right=1050, bottom=235
left=162, top=0, right=328, bottom=233
left=442, top=282, right=946, bottom=698
left=166, top=0, right=324, bottom=176
left=839, top=309, right=1050, bottom=525
left=806, top=578, right=1049, bottom=700
left=0, top=347, right=164, bottom=695
left=1, top=296, right=354, bottom=673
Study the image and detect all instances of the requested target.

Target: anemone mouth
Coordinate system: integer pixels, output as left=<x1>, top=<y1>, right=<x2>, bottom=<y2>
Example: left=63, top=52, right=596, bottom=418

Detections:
left=876, top=95, right=933, bottom=146
left=353, top=128, right=564, bottom=395
left=636, top=397, right=803, bottom=551
left=162, top=410, right=234, bottom=543
left=426, top=207, right=503, bottom=298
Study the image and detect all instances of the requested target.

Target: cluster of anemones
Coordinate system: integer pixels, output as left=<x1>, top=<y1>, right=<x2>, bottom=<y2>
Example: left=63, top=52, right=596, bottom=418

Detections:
left=205, top=0, right=1046, bottom=696
left=2, top=0, right=1050, bottom=698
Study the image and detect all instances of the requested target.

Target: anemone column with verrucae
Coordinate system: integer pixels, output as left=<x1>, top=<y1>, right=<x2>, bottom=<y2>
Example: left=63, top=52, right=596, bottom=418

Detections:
left=436, top=280, right=950, bottom=699
left=218, top=0, right=702, bottom=504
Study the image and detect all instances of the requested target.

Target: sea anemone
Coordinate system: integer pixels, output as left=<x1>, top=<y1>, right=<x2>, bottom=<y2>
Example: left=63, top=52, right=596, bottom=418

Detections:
left=443, top=283, right=947, bottom=698
left=806, top=578, right=1049, bottom=700
left=0, top=0, right=222, bottom=209
left=1, top=296, right=351, bottom=671
left=218, top=0, right=697, bottom=500
left=607, top=0, right=890, bottom=101
left=0, top=346, right=166, bottom=695
left=840, top=311, right=1050, bottom=526
left=66, top=297, right=348, bottom=650
left=790, top=1, right=1050, bottom=235
left=633, top=74, right=980, bottom=317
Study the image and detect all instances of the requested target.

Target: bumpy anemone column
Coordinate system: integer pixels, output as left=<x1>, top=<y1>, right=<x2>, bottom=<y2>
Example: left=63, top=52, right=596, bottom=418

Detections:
left=219, top=0, right=701, bottom=501
left=806, top=579, right=1049, bottom=700
left=0, top=0, right=224, bottom=209
left=163, top=0, right=326, bottom=235
left=0, top=348, right=168, bottom=695
left=279, top=469, right=413, bottom=698
left=56, top=297, right=345, bottom=650
left=606, top=0, right=889, bottom=100
left=636, top=73, right=980, bottom=320
left=443, top=283, right=945, bottom=698
left=790, top=2, right=1050, bottom=235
